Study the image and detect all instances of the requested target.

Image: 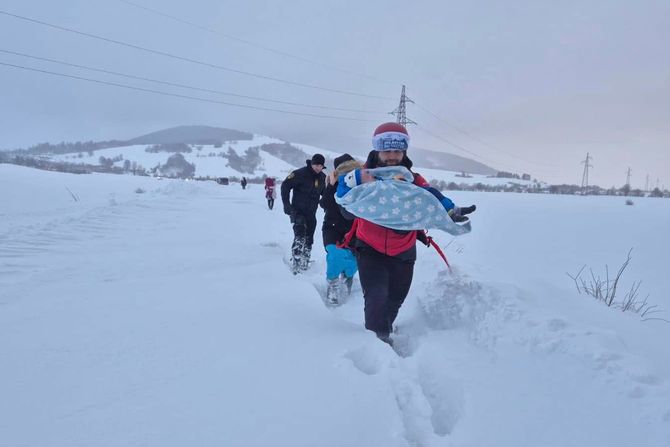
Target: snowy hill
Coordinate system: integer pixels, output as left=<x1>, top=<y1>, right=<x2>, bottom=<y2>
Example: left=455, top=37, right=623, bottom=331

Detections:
left=409, top=146, right=497, bottom=176
left=46, top=135, right=307, bottom=179
left=39, top=130, right=531, bottom=188
left=1, top=164, right=669, bottom=446
left=9, top=125, right=520, bottom=184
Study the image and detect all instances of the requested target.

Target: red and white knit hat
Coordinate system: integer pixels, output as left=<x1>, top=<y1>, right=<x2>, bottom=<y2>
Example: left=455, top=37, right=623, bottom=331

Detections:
left=372, top=122, right=410, bottom=151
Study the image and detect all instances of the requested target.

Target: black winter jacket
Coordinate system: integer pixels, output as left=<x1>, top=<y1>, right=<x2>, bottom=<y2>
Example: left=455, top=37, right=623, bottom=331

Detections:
left=319, top=181, right=353, bottom=247
left=281, top=160, right=326, bottom=215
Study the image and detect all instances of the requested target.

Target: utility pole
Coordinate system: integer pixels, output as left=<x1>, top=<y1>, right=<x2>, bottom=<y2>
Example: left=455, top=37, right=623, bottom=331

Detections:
left=390, top=85, right=417, bottom=127
left=626, top=167, right=632, bottom=188
left=645, top=173, right=650, bottom=192
left=580, top=153, right=593, bottom=193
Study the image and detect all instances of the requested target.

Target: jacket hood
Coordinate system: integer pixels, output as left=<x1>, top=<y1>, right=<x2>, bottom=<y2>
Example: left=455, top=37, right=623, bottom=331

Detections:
left=334, top=159, right=364, bottom=177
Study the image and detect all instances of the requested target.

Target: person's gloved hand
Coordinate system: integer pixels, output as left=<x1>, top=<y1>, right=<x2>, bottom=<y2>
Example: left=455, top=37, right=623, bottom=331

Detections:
left=417, top=231, right=433, bottom=247
left=283, top=204, right=294, bottom=216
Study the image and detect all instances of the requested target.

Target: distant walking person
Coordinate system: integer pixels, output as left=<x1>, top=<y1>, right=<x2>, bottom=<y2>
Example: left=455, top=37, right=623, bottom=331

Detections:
left=241, top=177, right=248, bottom=190
left=264, top=177, right=277, bottom=210
left=281, top=154, right=326, bottom=274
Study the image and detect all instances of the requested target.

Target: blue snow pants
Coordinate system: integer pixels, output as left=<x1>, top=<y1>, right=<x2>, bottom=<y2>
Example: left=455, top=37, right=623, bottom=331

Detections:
left=325, top=244, right=358, bottom=280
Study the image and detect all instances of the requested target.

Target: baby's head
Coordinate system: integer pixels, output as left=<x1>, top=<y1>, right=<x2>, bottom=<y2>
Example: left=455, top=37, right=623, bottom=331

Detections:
left=343, top=169, right=375, bottom=188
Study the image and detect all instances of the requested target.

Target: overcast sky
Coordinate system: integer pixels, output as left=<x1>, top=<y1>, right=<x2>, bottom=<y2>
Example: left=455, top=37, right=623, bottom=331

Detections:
left=1, top=0, right=668, bottom=187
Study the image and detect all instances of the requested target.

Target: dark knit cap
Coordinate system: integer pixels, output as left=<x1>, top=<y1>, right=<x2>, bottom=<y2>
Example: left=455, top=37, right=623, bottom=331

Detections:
left=333, top=153, right=354, bottom=169
left=311, top=153, right=326, bottom=167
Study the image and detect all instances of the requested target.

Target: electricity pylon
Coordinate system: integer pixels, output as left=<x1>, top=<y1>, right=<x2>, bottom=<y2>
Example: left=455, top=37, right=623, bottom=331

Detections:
left=390, top=85, right=416, bottom=127
left=580, top=152, right=593, bottom=193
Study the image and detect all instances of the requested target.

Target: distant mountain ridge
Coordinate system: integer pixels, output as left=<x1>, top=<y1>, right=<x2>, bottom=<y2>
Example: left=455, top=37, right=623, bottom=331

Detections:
left=127, top=125, right=253, bottom=145
left=408, top=147, right=497, bottom=176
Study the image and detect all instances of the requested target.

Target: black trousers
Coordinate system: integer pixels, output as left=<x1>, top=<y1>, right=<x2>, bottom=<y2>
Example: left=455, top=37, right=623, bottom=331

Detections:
left=291, top=212, right=317, bottom=248
left=356, top=248, right=414, bottom=336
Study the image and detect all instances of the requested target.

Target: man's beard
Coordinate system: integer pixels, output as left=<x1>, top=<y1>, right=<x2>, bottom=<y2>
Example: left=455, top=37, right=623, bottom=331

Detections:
left=378, top=158, right=402, bottom=167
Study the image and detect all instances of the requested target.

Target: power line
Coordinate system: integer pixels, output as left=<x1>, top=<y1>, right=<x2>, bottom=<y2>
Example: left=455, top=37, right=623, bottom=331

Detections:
left=413, top=124, right=501, bottom=166
left=0, top=9, right=396, bottom=100
left=414, top=101, right=554, bottom=168
left=0, top=49, right=379, bottom=114
left=0, top=61, right=378, bottom=122
left=388, top=86, right=504, bottom=169
left=116, top=0, right=396, bottom=85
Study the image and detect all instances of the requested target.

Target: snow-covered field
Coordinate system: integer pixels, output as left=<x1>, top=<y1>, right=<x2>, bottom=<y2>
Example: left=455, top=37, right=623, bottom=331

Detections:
left=1, top=164, right=669, bottom=447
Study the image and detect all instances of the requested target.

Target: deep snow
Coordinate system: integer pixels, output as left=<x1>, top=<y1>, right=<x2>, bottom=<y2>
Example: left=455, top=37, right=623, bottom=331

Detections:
left=1, top=164, right=669, bottom=446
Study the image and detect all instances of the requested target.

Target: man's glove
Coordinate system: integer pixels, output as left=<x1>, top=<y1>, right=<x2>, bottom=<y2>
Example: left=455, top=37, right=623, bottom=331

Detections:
left=417, top=231, right=433, bottom=247
left=283, top=204, right=294, bottom=216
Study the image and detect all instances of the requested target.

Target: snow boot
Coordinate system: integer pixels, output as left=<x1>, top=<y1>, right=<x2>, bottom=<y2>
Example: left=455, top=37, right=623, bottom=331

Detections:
left=290, top=237, right=306, bottom=274
left=344, top=275, right=354, bottom=295
left=460, top=204, right=477, bottom=215
left=299, top=245, right=312, bottom=271
left=376, top=332, right=393, bottom=346
left=326, top=278, right=341, bottom=305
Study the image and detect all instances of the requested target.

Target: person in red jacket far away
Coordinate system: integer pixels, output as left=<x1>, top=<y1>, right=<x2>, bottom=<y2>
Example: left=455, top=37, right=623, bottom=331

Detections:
left=264, top=177, right=276, bottom=210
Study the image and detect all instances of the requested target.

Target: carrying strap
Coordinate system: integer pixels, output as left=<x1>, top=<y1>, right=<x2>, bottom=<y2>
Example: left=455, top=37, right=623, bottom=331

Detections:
left=423, top=231, right=452, bottom=273
left=337, top=218, right=360, bottom=249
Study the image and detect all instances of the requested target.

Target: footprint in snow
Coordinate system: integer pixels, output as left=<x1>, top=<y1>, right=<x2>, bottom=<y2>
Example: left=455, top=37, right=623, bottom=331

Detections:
left=343, top=345, right=384, bottom=376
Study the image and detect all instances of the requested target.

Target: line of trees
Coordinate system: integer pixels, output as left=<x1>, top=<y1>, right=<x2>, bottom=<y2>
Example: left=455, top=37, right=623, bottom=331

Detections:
left=145, top=143, right=192, bottom=153
left=9, top=140, right=130, bottom=155
left=430, top=178, right=669, bottom=198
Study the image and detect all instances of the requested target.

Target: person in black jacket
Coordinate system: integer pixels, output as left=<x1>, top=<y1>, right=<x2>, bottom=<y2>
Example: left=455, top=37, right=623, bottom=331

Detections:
left=319, top=153, right=362, bottom=304
left=281, top=153, right=326, bottom=273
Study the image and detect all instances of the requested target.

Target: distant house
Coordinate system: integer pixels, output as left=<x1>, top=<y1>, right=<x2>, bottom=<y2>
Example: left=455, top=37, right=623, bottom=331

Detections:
left=522, top=173, right=531, bottom=181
